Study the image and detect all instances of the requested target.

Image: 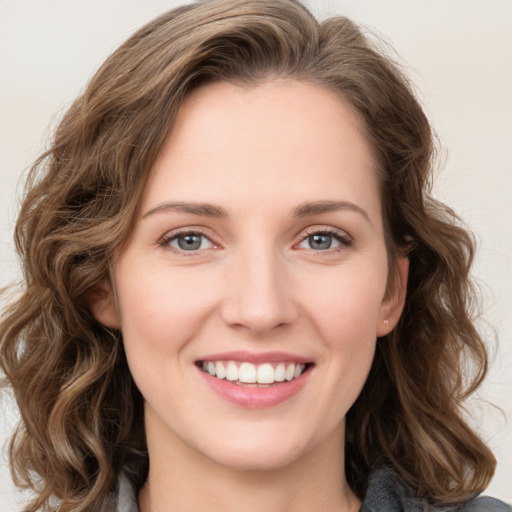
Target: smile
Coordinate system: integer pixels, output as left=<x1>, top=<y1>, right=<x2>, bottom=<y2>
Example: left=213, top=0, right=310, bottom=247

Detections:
left=196, top=352, right=314, bottom=407
left=199, top=360, right=308, bottom=386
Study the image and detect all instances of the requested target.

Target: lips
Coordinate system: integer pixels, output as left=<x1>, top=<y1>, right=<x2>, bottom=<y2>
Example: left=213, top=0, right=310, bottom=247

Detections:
left=195, top=351, right=313, bottom=407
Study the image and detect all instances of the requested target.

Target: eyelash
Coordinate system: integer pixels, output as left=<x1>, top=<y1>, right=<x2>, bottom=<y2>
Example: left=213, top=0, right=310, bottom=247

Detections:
left=158, top=227, right=353, bottom=254
left=298, top=228, right=353, bottom=252
left=158, top=228, right=213, bottom=253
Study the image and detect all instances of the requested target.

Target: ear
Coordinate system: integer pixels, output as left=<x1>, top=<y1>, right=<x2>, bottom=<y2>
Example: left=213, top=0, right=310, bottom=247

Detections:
left=377, top=257, right=409, bottom=337
left=87, top=280, right=121, bottom=329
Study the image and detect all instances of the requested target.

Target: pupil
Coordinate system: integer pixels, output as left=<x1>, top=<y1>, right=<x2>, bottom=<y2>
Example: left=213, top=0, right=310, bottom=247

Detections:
left=310, top=234, right=331, bottom=250
left=178, top=234, right=202, bottom=250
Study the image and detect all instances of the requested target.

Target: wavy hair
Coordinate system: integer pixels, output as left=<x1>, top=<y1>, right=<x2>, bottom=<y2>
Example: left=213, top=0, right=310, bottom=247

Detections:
left=0, top=0, right=496, bottom=510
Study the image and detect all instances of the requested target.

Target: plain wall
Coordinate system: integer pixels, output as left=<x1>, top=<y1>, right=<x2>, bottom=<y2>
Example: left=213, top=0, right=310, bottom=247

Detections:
left=1, top=1, right=511, bottom=509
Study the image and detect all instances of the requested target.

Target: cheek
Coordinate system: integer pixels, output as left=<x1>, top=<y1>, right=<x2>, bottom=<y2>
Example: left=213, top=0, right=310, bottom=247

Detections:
left=115, top=267, right=221, bottom=416
left=114, top=264, right=221, bottom=391
left=117, top=265, right=215, bottom=339
left=305, top=260, right=388, bottom=340
left=323, top=283, right=383, bottom=405
left=322, top=286, right=381, bottom=375
left=304, top=259, right=387, bottom=387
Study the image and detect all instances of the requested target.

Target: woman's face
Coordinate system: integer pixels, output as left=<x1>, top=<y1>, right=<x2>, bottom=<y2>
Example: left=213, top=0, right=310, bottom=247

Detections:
left=93, top=80, right=407, bottom=471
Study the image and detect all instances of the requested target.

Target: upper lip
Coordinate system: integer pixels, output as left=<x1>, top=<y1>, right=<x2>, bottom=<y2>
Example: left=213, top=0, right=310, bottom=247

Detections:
left=196, top=351, right=312, bottom=364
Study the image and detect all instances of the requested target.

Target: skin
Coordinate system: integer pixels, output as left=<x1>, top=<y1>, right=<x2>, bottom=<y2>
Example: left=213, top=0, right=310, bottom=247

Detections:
left=92, top=80, right=408, bottom=512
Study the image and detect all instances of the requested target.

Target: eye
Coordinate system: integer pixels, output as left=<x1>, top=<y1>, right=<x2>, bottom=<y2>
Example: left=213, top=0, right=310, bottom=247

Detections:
left=297, top=230, right=352, bottom=251
left=162, top=231, right=214, bottom=252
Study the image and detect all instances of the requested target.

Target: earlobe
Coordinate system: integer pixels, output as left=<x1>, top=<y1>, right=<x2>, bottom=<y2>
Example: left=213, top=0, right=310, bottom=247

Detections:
left=87, top=280, right=121, bottom=329
left=377, top=257, right=409, bottom=337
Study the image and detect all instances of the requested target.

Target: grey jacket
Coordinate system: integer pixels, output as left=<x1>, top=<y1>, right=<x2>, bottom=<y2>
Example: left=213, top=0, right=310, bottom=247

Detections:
left=115, top=467, right=511, bottom=511
left=360, top=468, right=510, bottom=511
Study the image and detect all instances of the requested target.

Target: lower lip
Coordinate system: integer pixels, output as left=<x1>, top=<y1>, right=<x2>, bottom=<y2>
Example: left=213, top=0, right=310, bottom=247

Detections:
left=197, top=366, right=312, bottom=408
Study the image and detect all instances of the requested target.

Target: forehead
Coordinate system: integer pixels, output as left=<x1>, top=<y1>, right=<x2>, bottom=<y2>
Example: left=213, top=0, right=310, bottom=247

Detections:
left=142, top=79, right=380, bottom=220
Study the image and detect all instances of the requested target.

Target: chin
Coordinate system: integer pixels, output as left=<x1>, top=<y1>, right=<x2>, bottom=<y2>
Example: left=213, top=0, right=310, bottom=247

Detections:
left=205, top=443, right=306, bottom=472
left=192, top=423, right=322, bottom=473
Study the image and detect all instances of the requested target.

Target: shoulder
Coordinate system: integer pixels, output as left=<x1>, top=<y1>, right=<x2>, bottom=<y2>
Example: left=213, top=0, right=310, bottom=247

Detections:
left=457, top=496, right=512, bottom=512
left=360, top=467, right=511, bottom=512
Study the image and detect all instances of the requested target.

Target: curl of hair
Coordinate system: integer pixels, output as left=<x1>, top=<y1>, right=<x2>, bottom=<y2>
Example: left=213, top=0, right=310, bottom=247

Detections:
left=0, top=0, right=496, bottom=510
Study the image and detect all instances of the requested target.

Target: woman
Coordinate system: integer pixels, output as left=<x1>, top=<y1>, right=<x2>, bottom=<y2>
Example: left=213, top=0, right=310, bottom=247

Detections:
left=0, top=0, right=509, bottom=511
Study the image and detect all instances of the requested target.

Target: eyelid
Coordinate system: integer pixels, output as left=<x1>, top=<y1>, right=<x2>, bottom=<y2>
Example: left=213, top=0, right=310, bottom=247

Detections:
left=294, top=226, right=353, bottom=251
left=158, top=227, right=220, bottom=253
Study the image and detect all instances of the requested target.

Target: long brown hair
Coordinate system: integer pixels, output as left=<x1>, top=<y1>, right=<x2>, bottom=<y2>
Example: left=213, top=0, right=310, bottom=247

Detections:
left=0, top=1, right=496, bottom=510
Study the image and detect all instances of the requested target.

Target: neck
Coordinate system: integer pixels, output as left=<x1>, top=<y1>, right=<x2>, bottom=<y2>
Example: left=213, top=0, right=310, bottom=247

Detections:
left=138, top=410, right=360, bottom=512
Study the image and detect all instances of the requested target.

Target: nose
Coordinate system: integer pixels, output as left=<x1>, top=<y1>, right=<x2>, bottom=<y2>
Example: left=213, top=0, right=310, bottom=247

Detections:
left=220, top=246, right=298, bottom=336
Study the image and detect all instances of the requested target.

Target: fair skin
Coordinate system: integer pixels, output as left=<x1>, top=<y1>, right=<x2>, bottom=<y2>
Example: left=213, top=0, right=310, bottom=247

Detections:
left=92, top=80, right=408, bottom=512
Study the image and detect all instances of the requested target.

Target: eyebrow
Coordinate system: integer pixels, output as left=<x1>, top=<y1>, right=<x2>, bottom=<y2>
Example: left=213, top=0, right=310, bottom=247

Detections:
left=143, top=199, right=371, bottom=224
left=293, top=200, right=372, bottom=225
left=143, top=201, right=228, bottom=218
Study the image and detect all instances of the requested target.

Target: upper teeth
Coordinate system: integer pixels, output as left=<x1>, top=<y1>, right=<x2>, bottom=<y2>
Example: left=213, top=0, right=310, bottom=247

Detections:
left=201, top=361, right=306, bottom=384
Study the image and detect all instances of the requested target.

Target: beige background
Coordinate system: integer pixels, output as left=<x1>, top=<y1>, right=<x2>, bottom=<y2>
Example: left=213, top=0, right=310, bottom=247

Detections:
left=1, top=1, right=511, bottom=509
